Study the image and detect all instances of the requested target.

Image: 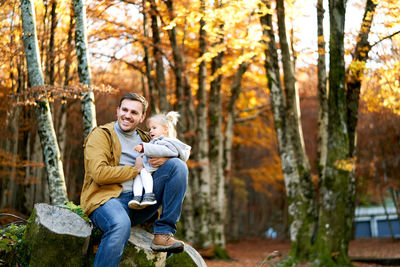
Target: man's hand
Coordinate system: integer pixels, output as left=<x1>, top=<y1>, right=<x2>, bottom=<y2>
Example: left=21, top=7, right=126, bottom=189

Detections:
left=148, top=157, right=169, bottom=168
left=135, top=155, right=144, bottom=172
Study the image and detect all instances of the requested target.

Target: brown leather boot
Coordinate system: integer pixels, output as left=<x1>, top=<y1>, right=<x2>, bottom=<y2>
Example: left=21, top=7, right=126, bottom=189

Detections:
left=150, top=234, right=184, bottom=253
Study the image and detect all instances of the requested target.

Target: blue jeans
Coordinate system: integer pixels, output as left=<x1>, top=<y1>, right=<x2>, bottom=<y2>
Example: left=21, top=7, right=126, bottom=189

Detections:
left=89, top=158, right=188, bottom=267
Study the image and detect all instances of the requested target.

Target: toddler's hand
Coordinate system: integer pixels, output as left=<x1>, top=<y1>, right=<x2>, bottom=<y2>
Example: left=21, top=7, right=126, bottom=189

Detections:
left=134, top=144, right=142, bottom=152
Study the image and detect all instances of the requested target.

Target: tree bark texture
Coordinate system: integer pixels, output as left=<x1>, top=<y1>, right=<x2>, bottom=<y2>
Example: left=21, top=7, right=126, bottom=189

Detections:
left=224, top=62, right=249, bottom=174
left=208, top=2, right=226, bottom=246
left=316, top=0, right=353, bottom=265
left=209, top=49, right=225, bottom=247
left=45, top=0, right=57, bottom=85
left=192, top=0, right=212, bottom=248
left=73, top=0, right=97, bottom=139
left=20, top=0, right=68, bottom=205
left=142, top=1, right=158, bottom=114
left=165, top=0, right=186, bottom=135
left=346, top=0, right=377, bottom=157
left=316, top=0, right=328, bottom=181
left=276, top=0, right=309, bottom=170
left=149, top=0, right=169, bottom=112
left=260, top=0, right=316, bottom=259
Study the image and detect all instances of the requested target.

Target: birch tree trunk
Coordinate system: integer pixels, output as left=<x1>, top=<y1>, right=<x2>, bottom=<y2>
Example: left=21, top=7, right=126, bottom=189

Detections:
left=20, top=0, right=68, bottom=205
left=208, top=13, right=225, bottom=247
left=181, top=72, right=196, bottom=243
left=276, top=0, right=316, bottom=258
left=164, top=0, right=197, bottom=243
left=260, top=0, right=316, bottom=259
left=208, top=54, right=225, bottom=248
left=73, top=0, right=97, bottom=139
left=316, top=0, right=328, bottom=181
left=192, top=0, right=212, bottom=248
left=149, top=0, right=169, bottom=112
left=315, top=0, right=353, bottom=265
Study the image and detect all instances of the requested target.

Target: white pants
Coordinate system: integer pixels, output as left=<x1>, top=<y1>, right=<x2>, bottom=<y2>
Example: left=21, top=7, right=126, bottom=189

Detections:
left=133, top=168, right=153, bottom=196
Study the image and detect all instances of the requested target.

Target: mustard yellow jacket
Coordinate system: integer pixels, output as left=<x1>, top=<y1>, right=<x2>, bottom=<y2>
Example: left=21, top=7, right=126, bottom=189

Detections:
left=80, top=122, right=150, bottom=215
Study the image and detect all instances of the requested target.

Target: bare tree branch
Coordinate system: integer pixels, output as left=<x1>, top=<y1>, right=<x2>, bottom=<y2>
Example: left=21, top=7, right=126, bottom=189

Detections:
left=371, top=30, right=400, bottom=48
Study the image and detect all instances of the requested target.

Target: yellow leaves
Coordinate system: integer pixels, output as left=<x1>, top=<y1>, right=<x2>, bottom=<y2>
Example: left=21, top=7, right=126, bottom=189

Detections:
left=333, top=158, right=356, bottom=172
left=249, top=96, right=257, bottom=106
left=317, top=35, right=325, bottom=45
left=362, top=60, right=400, bottom=116
left=257, top=2, right=274, bottom=17
left=348, top=60, right=366, bottom=78
left=162, top=21, right=176, bottom=31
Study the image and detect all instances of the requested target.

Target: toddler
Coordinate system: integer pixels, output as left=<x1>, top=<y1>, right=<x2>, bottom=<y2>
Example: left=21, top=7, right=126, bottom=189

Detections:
left=128, top=111, right=191, bottom=209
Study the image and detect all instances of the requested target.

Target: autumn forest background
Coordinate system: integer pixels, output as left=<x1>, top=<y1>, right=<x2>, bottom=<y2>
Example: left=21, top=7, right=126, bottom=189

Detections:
left=1, top=0, right=400, bottom=265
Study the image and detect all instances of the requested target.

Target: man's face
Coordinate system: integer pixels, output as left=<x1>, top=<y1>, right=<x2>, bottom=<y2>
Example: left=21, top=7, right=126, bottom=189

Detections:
left=116, top=99, right=145, bottom=132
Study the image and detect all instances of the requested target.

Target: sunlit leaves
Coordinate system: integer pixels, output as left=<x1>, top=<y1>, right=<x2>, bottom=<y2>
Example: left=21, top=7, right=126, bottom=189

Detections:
left=362, top=61, right=400, bottom=115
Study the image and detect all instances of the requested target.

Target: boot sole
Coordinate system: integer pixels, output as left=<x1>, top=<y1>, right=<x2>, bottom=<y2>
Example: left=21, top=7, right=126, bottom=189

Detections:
left=151, top=242, right=184, bottom=253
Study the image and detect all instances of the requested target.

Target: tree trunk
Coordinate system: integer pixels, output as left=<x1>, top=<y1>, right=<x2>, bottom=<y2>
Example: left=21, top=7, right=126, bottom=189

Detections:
left=73, top=0, right=97, bottom=139
left=224, top=62, right=249, bottom=175
left=316, top=0, right=328, bottom=181
left=142, top=1, right=158, bottom=114
left=223, top=63, right=248, bottom=243
left=193, top=0, right=212, bottom=248
left=149, top=0, right=169, bottom=112
left=315, top=0, right=353, bottom=265
left=58, top=3, right=74, bottom=160
left=276, top=0, right=316, bottom=258
left=20, top=0, right=68, bottom=205
left=165, top=0, right=185, bottom=134
left=208, top=16, right=225, bottom=247
left=164, top=0, right=197, bottom=244
left=260, top=0, right=316, bottom=260
left=346, top=0, right=377, bottom=157
left=1, top=3, right=21, bottom=210
left=45, top=0, right=57, bottom=85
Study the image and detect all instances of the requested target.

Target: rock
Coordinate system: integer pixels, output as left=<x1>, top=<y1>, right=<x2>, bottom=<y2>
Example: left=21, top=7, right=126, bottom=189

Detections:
left=23, top=203, right=92, bottom=267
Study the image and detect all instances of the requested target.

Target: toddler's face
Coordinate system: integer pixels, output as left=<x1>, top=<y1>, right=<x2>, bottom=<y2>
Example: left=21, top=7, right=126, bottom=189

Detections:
left=148, top=121, right=168, bottom=139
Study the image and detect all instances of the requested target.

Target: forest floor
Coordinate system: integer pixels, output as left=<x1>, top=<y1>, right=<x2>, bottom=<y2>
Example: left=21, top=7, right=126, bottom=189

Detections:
left=204, top=238, right=400, bottom=267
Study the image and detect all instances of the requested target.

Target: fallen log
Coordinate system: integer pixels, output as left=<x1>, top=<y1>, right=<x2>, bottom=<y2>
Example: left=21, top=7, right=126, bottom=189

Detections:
left=122, top=227, right=207, bottom=267
left=22, top=203, right=206, bottom=267
left=121, top=227, right=167, bottom=267
left=166, top=243, right=208, bottom=267
left=23, top=203, right=92, bottom=267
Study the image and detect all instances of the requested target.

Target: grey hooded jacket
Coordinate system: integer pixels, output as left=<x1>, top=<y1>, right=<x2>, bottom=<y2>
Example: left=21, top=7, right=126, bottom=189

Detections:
left=141, top=135, right=191, bottom=173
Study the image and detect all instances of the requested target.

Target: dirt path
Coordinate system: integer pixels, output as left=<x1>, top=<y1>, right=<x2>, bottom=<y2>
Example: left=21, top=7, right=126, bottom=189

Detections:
left=204, top=238, right=400, bottom=267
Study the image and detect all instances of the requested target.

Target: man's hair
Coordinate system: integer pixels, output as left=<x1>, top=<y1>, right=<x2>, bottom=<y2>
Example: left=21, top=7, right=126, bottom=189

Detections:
left=119, top=93, right=148, bottom=114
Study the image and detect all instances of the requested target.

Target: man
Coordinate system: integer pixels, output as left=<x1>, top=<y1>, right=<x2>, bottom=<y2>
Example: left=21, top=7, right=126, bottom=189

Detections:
left=80, top=93, right=188, bottom=267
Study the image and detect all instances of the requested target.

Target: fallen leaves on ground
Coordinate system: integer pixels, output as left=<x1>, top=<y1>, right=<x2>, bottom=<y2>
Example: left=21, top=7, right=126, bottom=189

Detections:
left=205, top=238, right=400, bottom=267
